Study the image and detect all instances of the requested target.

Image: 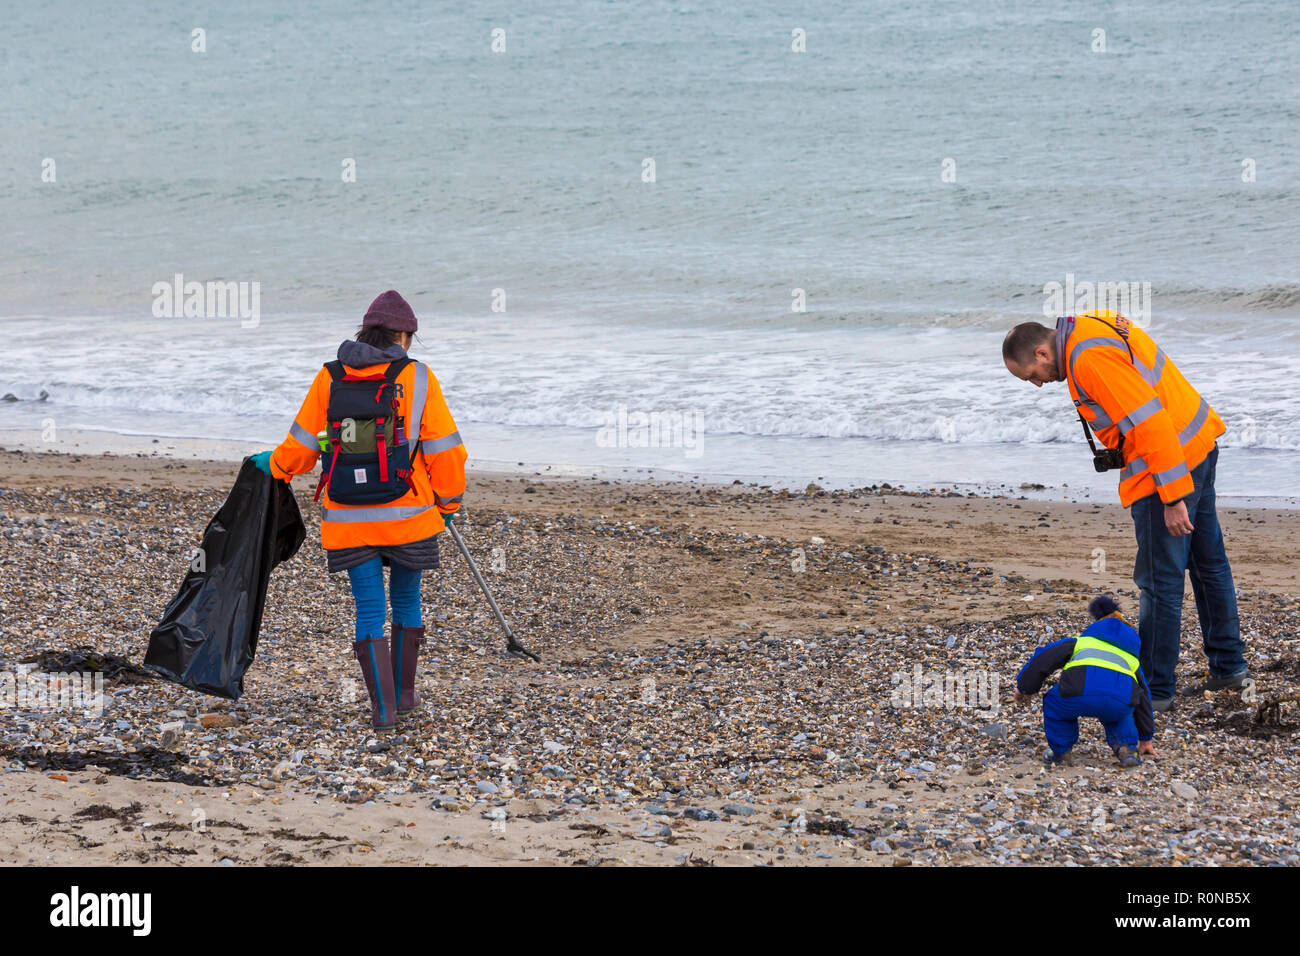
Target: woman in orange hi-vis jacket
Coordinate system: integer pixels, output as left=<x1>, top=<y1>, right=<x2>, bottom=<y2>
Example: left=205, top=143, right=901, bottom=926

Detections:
left=1003, top=310, right=1249, bottom=717
left=249, top=291, right=467, bottom=733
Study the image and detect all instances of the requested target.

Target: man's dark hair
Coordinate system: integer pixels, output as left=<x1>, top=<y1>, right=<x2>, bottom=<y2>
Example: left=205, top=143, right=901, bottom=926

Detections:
left=1002, top=322, right=1055, bottom=367
left=356, top=324, right=402, bottom=348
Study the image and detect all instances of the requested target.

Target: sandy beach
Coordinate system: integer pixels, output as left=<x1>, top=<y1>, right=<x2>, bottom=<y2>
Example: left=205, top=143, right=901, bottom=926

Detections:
left=2, top=446, right=1298, bottom=867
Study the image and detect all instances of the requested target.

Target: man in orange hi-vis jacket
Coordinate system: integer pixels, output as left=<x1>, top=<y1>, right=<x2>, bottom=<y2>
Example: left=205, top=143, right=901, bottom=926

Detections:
left=248, top=290, right=467, bottom=733
left=1003, top=310, right=1249, bottom=715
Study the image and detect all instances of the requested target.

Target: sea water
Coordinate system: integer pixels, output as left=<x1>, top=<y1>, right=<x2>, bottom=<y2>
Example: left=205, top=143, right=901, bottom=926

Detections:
left=2, top=1, right=1296, bottom=497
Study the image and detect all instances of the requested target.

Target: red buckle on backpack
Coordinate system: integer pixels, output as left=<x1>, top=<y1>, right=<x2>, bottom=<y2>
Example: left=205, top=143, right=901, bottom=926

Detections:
left=375, top=417, right=388, bottom=482
left=314, top=438, right=342, bottom=503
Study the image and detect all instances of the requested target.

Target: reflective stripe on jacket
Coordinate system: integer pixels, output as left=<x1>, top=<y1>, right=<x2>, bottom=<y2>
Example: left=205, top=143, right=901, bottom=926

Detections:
left=1061, top=634, right=1139, bottom=678
left=1056, top=310, right=1223, bottom=506
left=269, top=357, right=467, bottom=549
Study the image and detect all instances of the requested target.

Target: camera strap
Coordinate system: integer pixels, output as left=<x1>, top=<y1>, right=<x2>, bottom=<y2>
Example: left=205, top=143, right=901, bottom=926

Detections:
left=1077, top=408, right=1105, bottom=454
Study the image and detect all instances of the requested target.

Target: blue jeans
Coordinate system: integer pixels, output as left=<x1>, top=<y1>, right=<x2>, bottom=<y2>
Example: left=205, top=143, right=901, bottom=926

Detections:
left=1043, top=685, right=1137, bottom=753
left=1129, top=445, right=1245, bottom=700
left=346, top=557, right=423, bottom=642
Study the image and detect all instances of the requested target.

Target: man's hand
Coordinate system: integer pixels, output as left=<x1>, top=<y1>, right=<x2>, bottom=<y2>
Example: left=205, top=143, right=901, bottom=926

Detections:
left=1137, top=739, right=1157, bottom=757
left=1163, top=499, right=1194, bottom=536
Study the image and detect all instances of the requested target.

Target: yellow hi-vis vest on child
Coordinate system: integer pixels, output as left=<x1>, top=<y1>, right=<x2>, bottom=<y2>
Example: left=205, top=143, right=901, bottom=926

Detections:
left=1062, top=635, right=1140, bottom=678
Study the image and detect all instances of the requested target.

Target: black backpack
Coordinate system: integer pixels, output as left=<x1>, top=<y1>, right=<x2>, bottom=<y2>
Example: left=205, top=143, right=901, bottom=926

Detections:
left=313, top=357, right=414, bottom=505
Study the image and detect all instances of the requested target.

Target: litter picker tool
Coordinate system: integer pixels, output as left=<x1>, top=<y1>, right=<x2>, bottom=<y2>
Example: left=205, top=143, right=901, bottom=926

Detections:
left=447, top=521, right=541, bottom=662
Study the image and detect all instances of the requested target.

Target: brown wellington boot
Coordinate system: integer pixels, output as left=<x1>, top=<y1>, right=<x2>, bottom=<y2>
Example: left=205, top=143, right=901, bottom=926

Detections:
left=391, top=624, right=426, bottom=718
left=351, top=637, right=397, bottom=734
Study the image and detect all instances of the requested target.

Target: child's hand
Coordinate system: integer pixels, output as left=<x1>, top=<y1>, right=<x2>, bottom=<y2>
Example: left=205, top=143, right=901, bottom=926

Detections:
left=1012, top=691, right=1031, bottom=707
left=1137, top=740, right=1157, bottom=757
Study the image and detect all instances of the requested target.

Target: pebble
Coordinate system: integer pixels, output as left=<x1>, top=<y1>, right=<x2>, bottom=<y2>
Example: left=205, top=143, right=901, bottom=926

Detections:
left=1171, top=781, right=1198, bottom=800
left=683, top=808, right=719, bottom=821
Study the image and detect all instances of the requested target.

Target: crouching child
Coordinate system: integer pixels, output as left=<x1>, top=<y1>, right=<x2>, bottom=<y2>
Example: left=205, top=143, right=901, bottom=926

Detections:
left=1014, top=595, right=1156, bottom=767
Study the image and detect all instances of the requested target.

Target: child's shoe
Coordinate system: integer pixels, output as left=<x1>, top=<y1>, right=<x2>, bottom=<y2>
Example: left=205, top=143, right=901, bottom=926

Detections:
left=1043, top=748, right=1071, bottom=766
left=1113, top=745, right=1141, bottom=768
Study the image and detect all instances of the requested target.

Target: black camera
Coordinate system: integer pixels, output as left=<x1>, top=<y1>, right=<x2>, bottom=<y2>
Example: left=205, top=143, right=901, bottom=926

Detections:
left=1076, top=401, right=1126, bottom=472
left=1093, top=448, right=1125, bottom=472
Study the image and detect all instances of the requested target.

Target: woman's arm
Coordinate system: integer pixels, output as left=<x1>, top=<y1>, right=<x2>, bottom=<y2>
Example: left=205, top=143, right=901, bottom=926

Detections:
left=269, top=368, right=329, bottom=482
left=417, top=365, right=467, bottom=515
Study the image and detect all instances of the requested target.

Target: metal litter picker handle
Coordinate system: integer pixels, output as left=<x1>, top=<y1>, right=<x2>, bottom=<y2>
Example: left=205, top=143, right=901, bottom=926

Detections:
left=447, top=521, right=541, bottom=662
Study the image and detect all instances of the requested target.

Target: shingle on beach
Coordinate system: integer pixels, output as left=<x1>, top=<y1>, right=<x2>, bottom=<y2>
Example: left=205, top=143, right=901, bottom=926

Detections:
left=2, top=450, right=1298, bottom=866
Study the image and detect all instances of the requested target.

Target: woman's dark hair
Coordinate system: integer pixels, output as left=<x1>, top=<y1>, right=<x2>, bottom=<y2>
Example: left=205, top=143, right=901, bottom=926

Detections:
left=356, top=324, right=400, bottom=348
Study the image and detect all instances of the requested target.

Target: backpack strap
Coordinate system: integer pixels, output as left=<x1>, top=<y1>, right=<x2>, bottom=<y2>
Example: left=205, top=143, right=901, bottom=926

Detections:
left=324, top=360, right=345, bottom=381
left=384, top=357, right=413, bottom=381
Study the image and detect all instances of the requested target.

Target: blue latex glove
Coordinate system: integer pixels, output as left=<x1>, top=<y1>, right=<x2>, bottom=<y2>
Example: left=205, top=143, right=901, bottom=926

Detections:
left=441, top=511, right=456, bottom=529
left=249, top=450, right=274, bottom=475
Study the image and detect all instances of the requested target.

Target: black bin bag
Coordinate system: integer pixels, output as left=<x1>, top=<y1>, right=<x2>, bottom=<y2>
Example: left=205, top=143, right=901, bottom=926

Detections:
left=144, top=459, right=305, bottom=699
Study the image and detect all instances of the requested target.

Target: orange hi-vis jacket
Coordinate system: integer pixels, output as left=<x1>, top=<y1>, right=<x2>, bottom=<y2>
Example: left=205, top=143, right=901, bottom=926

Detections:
left=269, top=355, right=467, bottom=549
left=1057, top=310, right=1223, bottom=507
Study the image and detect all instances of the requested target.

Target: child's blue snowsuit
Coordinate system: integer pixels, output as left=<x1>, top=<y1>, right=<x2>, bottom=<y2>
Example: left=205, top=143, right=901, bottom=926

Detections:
left=1017, top=616, right=1155, bottom=756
